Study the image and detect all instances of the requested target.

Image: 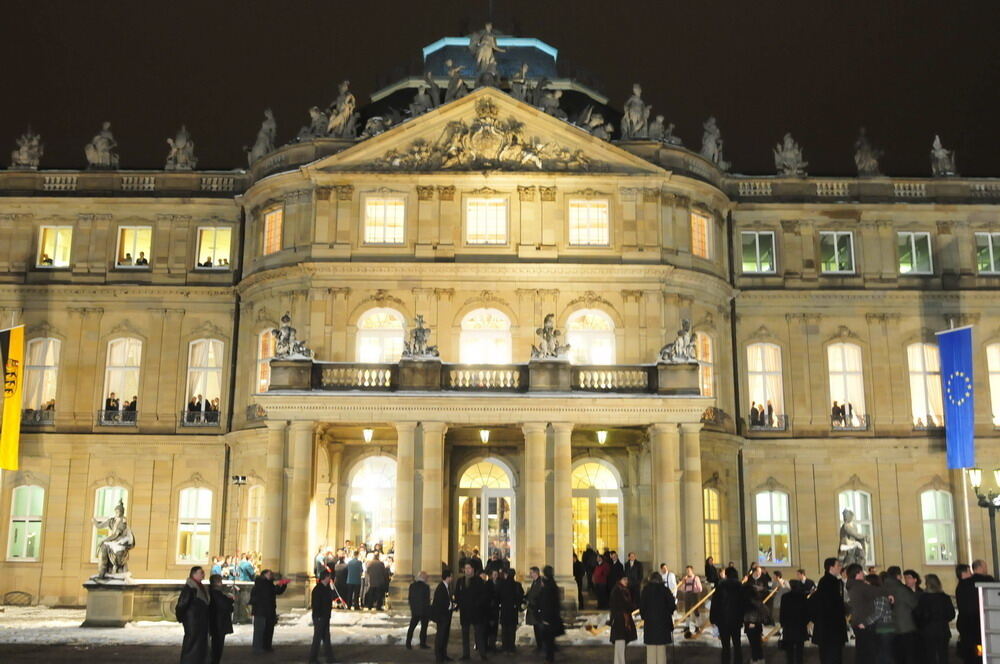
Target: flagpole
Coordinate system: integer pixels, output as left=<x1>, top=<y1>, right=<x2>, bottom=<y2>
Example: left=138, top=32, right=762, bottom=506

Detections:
left=964, top=469, right=974, bottom=563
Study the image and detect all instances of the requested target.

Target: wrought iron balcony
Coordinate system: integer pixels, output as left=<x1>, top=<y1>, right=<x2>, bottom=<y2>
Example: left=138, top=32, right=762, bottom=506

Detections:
left=180, top=410, right=222, bottom=427
left=21, top=409, right=55, bottom=426
left=96, top=410, right=137, bottom=426
left=748, top=414, right=788, bottom=432
left=832, top=413, right=870, bottom=432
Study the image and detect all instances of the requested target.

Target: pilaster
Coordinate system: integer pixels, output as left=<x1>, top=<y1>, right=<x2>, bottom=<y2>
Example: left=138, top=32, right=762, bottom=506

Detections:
left=522, top=422, right=548, bottom=572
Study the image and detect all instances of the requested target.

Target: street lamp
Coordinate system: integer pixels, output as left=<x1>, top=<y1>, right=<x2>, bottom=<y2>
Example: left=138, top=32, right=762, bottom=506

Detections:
left=231, top=476, right=248, bottom=554
left=968, top=467, right=1000, bottom=576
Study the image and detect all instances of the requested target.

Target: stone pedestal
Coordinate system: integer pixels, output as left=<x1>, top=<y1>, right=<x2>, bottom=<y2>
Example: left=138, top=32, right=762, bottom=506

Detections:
left=269, top=359, right=313, bottom=390
left=83, top=580, right=254, bottom=627
left=398, top=358, right=442, bottom=390
left=656, top=362, right=700, bottom=395
left=82, top=582, right=136, bottom=627
left=528, top=359, right=571, bottom=392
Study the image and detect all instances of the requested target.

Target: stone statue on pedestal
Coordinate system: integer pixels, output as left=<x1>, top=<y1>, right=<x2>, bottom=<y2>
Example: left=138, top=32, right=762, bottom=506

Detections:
left=774, top=132, right=808, bottom=177
left=659, top=319, right=698, bottom=364
left=409, top=83, right=434, bottom=118
left=510, top=63, right=530, bottom=102
left=10, top=128, right=42, bottom=169
left=621, top=83, right=651, bottom=140
left=531, top=313, right=570, bottom=360
left=84, top=121, right=119, bottom=169
left=838, top=508, right=869, bottom=567
left=469, top=22, right=505, bottom=85
left=444, top=59, right=468, bottom=103
left=272, top=312, right=314, bottom=360
left=854, top=127, right=882, bottom=177
left=327, top=80, right=358, bottom=138
left=165, top=125, right=197, bottom=170
left=700, top=117, right=730, bottom=170
left=92, top=499, right=135, bottom=581
left=930, top=135, right=958, bottom=176
left=402, top=314, right=439, bottom=359
left=247, top=109, right=276, bottom=165
left=296, top=106, right=330, bottom=141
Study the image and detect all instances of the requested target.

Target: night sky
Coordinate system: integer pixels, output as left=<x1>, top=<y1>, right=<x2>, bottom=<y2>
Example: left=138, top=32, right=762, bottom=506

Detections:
left=2, top=0, right=997, bottom=177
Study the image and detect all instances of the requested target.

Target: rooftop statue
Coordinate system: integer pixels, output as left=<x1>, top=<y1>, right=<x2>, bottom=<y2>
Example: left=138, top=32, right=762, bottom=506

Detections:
left=531, top=313, right=570, bottom=360
left=408, top=83, right=434, bottom=118
left=930, top=134, right=958, bottom=176
left=423, top=71, right=442, bottom=108
left=402, top=314, right=439, bottom=359
left=576, top=106, right=606, bottom=136
left=774, top=132, right=808, bottom=177
left=659, top=318, right=698, bottom=364
left=165, top=125, right=197, bottom=170
left=247, top=109, right=277, bottom=165
left=10, top=128, right=42, bottom=170
left=509, top=63, right=530, bottom=102
left=91, top=499, right=135, bottom=582
left=444, top=59, right=468, bottom=103
left=592, top=123, right=614, bottom=141
left=700, top=117, right=730, bottom=171
left=540, top=89, right=568, bottom=120
left=621, top=83, right=651, bottom=140
left=839, top=508, right=869, bottom=568
left=469, top=22, right=505, bottom=85
left=272, top=312, right=314, bottom=360
left=360, top=116, right=393, bottom=139
left=647, top=116, right=682, bottom=146
left=854, top=127, right=882, bottom=177
left=84, top=121, right=119, bottom=169
left=296, top=106, right=330, bottom=141
left=327, top=80, right=358, bottom=138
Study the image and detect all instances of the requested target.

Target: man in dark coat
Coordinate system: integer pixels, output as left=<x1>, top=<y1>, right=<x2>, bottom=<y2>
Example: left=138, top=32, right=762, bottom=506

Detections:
left=607, top=551, right=625, bottom=588
left=455, top=562, right=488, bottom=660
left=249, top=569, right=289, bottom=653
left=309, top=573, right=335, bottom=664
left=809, top=558, right=847, bottom=664
left=710, top=566, right=749, bottom=664
left=365, top=553, right=389, bottom=610
left=535, top=566, right=564, bottom=664
left=483, top=570, right=500, bottom=652
left=497, top=568, right=524, bottom=653
left=208, top=573, right=235, bottom=664
left=345, top=551, right=363, bottom=609
left=407, top=570, right=432, bottom=650
left=176, top=566, right=210, bottom=664
left=779, top=580, right=810, bottom=664
left=582, top=545, right=598, bottom=592
left=640, top=570, right=676, bottom=661
left=432, top=569, right=455, bottom=663
left=524, top=566, right=544, bottom=651
left=625, top=552, right=643, bottom=599
left=956, top=559, right=994, bottom=664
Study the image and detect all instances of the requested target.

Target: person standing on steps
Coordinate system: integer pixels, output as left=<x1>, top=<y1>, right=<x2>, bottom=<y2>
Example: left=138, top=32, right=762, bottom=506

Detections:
left=640, top=570, right=676, bottom=664
left=432, top=569, right=455, bottom=664
left=207, top=573, right=234, bottom=664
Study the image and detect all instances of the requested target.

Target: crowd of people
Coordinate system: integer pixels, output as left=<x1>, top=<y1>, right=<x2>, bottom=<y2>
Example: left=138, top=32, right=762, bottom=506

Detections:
left=103, top=391, right=138, bottom=421
left=185, top=394, right=222, bottom=424
left=313, top=542, right=395, bottom=611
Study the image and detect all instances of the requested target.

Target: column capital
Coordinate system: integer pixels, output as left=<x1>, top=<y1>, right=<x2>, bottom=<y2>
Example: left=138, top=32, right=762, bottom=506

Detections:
left=419, top=421, right=448, bottom=435
left=647, top=422, right=679, bottom=436
left=551, top=422, right=574, bottom=435
left=265, top=420, right=289, bottom=432
left=394, top=421, right=419, bottom=434
left=679, top=422, right=704, bottom=435
left=289, top=420, right=316, bottom=433
left=522, top=422, right=548, bottom=436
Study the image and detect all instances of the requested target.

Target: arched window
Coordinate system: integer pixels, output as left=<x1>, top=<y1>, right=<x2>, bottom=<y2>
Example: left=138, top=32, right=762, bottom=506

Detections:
left=186, top=339, right=224, bottom=424
left=103, top=338, right=142, bottom=420
left=755, top=490, right=790, bottom=565
left=245, top=485, right=264, bottom=553
left=177, top=487, right=212, bottom=562
left=356, top=308, right=405, bottom=363
left=696, top=333, right=714, bottom=397
left=838, top=490, right=875, bottom=565
left=746, top=343, right=785, bottom=428
left=703, top=487, right=722, bottom=563
left=349, top=456, right=397, bottom=551
left=7, top=485, right=44, bottom=561
left=907, top=342, right=943, bottom=427
left=457, top=458, right=515, bottom=561
left=92, top=486, right=128, bottom=561
left=988, top=344, right=1000, bottom=427
left=566, top=310, right=616, bottom=365
left=256, top=330, right=275, bottom=393
left=828, top=342, right=866, bottom=428
left=24, top=338, right=60, bottom=412
left=460, top=308, right=512, bottom=364
left=571, top=461, right=622, bottom=554
left=921, top=489, right=957, bottom=564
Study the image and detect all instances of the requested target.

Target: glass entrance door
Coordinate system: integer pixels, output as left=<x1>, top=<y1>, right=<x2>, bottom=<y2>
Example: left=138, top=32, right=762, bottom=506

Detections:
left=457, top=459, right=516, bottom=563
left=483, top=489, right=513, bottom=560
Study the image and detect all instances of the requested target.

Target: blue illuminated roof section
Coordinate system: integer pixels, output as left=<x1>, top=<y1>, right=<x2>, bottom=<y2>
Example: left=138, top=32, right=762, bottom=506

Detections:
left=423, top=37, right=558, bottom=61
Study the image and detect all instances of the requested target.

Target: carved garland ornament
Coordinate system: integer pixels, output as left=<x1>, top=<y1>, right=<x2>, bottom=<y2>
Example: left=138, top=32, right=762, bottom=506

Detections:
left=368, top=98, right=604, bottom=172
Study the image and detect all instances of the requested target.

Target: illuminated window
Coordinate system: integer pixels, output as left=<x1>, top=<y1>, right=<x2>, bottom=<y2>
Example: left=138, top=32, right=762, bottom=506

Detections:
left=461, top=461, right=515, bottom=489
left=356, top=308, right=405, bottom=363
left=116, top=227, right=152, bottom=268
left=741, top=231, right=775, bottom=273
left=898, top=232, right=933, bottom=274
left=819, top=231, right=855, bottom=273
left=746, top=343, right=784, bottom=428
left=703, top=487, right=722, bottom=563
left=571, top=461, right=622, bottom=554
left=907, top=342, right=943, bottom=427
left=696, top=333, right=714, bottom=397
left=245, top=485, right=264, bottom=552
left=364, top=197, right=406, bottom=245
left=988, top=344, right=1000, bottom=427
left=838, top=490, right=875, bottom=565
left=976, top=233, right=1000, bottom=274
left=458, top=458, right=516, bottom=561
left=828, top=343, right=866, bottom=428
left=566, top=309, right=615, bottom=365
left=262, top=207, right=283, bottom=255
left=186, top=339, right=224, bottom=418
left=921, top=489, right=957, bottom=564
left=7, top=485, right=44, bottom=561
left=349, top=456, right=397, bottom=550
left=197, top=227, right=232, bottom=269
left=568, top=199, right=610, bottom=246
left=92, top=486, right=127, bottom=561
left=177, top=487, right=212, bottom=562
left=24, top=338, right=60, bottom=411
left=466, top=197, right=508, bottom=245
left=755, top=490, right=790, bottom=565
left=460, top=308, right=512, bottom=364
left=104, top=338, right=142, bottom=408
left=690, top=211, right=711, bottom=259
left=37, top=226, right=72, bottom=268
left=256, top=330, right=275, bottom=393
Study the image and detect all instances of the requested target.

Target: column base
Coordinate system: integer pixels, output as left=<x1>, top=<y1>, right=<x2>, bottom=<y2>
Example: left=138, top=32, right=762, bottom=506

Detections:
left=388, top=574, right=414, bottom=604
left=556, top=575, right=579, bottom=614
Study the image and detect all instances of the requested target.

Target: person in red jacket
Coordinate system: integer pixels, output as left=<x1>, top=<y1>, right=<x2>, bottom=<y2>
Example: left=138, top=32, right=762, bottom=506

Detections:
left=592, top=554, right=611, bottom=609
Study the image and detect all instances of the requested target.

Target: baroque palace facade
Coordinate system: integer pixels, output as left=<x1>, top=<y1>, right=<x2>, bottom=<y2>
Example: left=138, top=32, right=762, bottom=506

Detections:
left=1, top=31, right=1000, bottom=608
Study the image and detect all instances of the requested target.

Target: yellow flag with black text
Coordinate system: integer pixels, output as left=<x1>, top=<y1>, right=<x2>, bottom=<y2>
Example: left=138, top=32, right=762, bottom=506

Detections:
left=0, top=325, right=24, bottom=470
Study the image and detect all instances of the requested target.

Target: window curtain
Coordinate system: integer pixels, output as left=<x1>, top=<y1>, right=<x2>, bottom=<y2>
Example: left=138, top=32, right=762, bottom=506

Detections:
left=23, top=338, right=60, bottom=410
left=187, top=340, right=223, bottom=401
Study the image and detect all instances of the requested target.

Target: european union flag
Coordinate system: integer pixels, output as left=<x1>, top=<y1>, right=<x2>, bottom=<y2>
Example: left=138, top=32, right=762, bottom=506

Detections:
left=936, top=326, right=975, bottom=469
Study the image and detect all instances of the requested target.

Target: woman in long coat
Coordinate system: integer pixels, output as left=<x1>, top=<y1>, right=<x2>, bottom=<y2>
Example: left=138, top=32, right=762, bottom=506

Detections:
left=640, top=571, right=677, bottom=664
left=175, top=566, right=210, bottom=664
left=609, top=575, right=637, bottom=664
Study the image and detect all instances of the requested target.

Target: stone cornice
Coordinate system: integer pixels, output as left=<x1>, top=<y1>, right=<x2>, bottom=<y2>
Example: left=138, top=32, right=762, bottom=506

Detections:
left=0, top=284, right=235, bottom=300
left=737, top=289, right=1000, bottom=305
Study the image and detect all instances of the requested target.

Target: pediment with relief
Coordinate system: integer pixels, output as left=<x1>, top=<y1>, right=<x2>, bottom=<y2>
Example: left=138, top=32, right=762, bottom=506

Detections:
left=312, top=88, right=665, bottom=175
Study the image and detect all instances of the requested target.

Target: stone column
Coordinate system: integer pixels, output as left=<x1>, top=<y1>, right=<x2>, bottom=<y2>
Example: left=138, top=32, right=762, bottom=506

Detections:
left=522, top=422, right=548, bottom=572
left=325, top=443, right=344, bottom=548
left=262, top=421, right=287, bottom=571
left=393, top=422, right=418, bottom=590
left=551, top=422, right=577, bottom=609
left=421, top=422, right=448, bottom=580
left=283, top=421, right=315, bottom=578
left=648, top=423, right=681, bottom=568
left=680, top=423, right=705, bottom=568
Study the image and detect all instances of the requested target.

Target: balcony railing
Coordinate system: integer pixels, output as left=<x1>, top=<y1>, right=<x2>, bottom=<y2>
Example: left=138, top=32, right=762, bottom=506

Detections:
left=832, top=413, right=870, bottom=432
left=571, top=365, right=654, bottom=392
left=317, top=363, right=396, bottom=390
left=444, top=364, right=526, bottom=391
left=21, top=409, right=55, bottom=426
left=180, top=411, right=222, bottom=427
left=97, top=410, right=137, bottom=426
left=748, top=414, right=788, bottom=432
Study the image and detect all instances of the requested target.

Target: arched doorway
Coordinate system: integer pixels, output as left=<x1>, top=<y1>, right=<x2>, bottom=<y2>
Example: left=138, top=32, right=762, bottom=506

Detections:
left=571, top=460, right=624, bottom=555
left=348, top=455, right=396, bottom=551
left=456, top=458, right=515, bottom=561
